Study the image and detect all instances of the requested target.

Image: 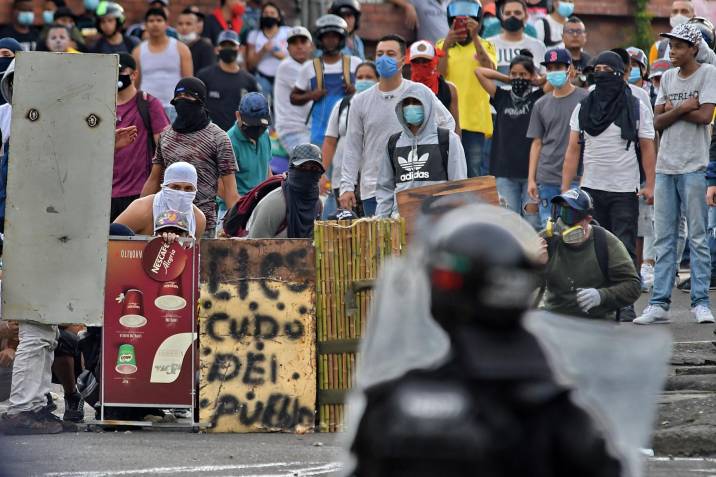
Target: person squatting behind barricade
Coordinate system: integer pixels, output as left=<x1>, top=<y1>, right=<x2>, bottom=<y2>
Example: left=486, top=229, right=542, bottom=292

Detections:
left=375, top=82, right=466, bottom=218
left=538, top=188, right=641, bottom=321
left=116, top=161, right=206, bottom=239
left=348, top=203, right=622, bottom=477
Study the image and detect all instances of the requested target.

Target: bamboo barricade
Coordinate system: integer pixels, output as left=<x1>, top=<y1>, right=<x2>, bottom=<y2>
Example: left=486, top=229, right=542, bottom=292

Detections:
left=314, top=218, right=406, bottom=432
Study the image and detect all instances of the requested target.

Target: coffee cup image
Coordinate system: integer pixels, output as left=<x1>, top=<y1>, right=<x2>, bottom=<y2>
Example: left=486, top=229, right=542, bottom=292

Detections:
left=154, top=280, right=187, bottom=311
left=115, top=344, right=138, bottom=374
left=118, top=289, right=147, bottom=328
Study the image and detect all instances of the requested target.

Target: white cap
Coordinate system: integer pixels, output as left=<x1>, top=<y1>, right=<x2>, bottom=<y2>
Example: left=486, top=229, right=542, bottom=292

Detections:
left=287, top=26, right=313, bottom=43
left=409, top=40, right=436, bottom=61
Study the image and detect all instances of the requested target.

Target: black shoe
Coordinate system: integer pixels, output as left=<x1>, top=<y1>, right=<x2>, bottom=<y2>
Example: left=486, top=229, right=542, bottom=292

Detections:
left=45, top=393, right=57, bottom=413
left=37, top=406, right=78, bottom=432
left=618, top=305, right=636, bottom=323
left=0, top=410, right=63, bottom=435
left=63, top=392, right=84, bottom=423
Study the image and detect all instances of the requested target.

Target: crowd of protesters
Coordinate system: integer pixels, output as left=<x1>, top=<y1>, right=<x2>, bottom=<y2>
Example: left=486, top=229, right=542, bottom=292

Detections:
left=0, top=0, right=715, bottom=434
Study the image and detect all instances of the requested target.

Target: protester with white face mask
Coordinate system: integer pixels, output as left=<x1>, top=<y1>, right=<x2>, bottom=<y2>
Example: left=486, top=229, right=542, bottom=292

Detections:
left=176, top=8, right=216, bottom=74
left=648, top=0, right=694, bottom=64
left=114, top=162, right=206, bottom=239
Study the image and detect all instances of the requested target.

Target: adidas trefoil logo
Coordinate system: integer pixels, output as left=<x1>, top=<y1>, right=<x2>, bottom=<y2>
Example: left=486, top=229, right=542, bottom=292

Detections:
left=398, top=149, right=430, bottom=181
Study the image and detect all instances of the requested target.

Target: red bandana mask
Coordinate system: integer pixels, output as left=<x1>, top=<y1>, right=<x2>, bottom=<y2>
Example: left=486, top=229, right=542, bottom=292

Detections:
left=410, top=58, right=440, bottom=93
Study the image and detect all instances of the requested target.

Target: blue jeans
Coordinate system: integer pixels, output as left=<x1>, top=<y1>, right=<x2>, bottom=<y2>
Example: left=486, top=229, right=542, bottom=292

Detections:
left=651, top=171, right=711, bottom=309
left=461, top=131, right=489, bottom=178
left=709, top=207, right=716, bottom=274
left=496, top=177, right=540, bottom=229
left=537, top=183, right=562, bottom=229
left=322, top=191, right=338, bottom=219
left=362, top=196, right=377, bottom=217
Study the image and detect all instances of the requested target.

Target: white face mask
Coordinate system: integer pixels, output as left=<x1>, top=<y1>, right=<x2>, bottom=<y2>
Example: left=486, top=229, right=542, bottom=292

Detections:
left=161, top=187, right=196, bottom=213
left=670, top=14, right=690, bottom=28
left=178, top=32, right=198, bottom=44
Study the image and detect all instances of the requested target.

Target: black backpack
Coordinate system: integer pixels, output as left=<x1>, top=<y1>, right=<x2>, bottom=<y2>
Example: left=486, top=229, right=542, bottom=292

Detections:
left=387, top=127, right=450, bottom=184
left=135, top=90, right=156, bottom=174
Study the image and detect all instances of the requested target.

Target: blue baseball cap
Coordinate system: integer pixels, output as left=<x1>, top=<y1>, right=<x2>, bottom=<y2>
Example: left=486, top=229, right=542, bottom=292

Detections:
left=238, top=92, right=270, bottom=126
left=217, top=30, right=240, bottom=46
left=551, top=188, right=594, bottom=213
left=541, top=48, right=572, bottom=66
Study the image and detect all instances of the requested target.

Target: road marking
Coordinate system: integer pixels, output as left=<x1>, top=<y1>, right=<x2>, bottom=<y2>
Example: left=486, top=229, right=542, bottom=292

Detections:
left=41, top=462, right=344, bottom=477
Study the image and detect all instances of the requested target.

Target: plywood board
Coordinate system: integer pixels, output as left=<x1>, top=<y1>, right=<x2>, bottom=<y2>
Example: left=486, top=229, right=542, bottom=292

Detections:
left=199, top=239, right=316, bottom=433
left=3, top=52, right=117, bottom=325
left=396, top=176, right=499, bottom=242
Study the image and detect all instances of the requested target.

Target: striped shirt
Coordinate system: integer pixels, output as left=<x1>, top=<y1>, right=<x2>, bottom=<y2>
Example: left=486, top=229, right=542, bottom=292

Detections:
left=153, top=123, right=238, bottom=230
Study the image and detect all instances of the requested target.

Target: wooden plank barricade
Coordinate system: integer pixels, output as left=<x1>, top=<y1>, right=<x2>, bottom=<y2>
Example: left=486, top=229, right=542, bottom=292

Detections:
left=314, top=219, right=406, bottom=432
left=198, top=240, right=316, bottom=433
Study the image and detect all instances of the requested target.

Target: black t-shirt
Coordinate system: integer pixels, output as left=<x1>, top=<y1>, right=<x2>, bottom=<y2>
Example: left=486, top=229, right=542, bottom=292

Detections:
left=196, top=65, right=260, bottom=131
left=572, top=51, right=593, bottom=74
left=0, top=25, right=38, bottom=51
left=190, top=38, right=217, bottom=75
left=90, top=35, right=140, bottom=54
left=490, top=87, right=544, bottom=179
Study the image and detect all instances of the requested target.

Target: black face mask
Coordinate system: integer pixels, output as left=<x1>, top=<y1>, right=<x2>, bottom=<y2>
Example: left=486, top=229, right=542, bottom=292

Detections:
left=172, top=98, right=210, bottom=133
left=284, top=168, right=322, bottom=238
left=117, top=74, right=132, bottom=91
left=510, top=77, right=530, bottom=96
left=501, top=16, right=523, bottom=32
left=593, top=71, right=624, bottom=90
left=241, top=124, right=267, bottom=141
left=260, top=16, right=279, bottom=29
left=218, top=48, right=238, bottom=64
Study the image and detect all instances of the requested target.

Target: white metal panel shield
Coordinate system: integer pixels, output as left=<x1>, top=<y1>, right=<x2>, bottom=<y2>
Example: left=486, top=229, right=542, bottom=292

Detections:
left=3, top=52, right=117, bottom=325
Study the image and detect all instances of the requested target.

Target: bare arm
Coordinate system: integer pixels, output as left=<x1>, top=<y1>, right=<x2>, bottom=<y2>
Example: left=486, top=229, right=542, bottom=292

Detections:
left=561, top=131, right=581, bottom=192
left=140, top=164, right=163, bottom=197
left=322, top=136, right=338, bottom=171
left=638, top=137, right=656, bottom=204
left=683, top=102, right=715, bottom=125
left=387, top=0, right=418, bottom=29
left=178, top=42, right=193, bottom=77
left=474, top=66, right=498, bottom=98
left=113, top=199, right=150, bottom=234
left=447, top=81, right=461, bottom=134
left=471, top=25, right=495, bottom=70
left=527, top=138, right=542, bottom=200
left=132, top=45, right=142, bottom=88
left=290, top=86, right=324, bottom=106
left=653, top=101, right=699, bottom=131
left=246, top=42, right=262, bottom=71
left=219, top=173, right=240, bottom=209
left=194, top=205, right=206, bottom=238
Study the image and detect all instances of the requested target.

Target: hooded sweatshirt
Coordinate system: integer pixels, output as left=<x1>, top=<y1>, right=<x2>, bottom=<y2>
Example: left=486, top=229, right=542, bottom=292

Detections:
left=375, top=83, right=466, bottom=218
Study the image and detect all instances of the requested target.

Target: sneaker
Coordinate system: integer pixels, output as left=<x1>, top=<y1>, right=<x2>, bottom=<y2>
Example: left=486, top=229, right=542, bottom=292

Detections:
left=692, top=305, right=715, bottom=324
left=45, top=392, right=57, bottom=413
left=618, top=305, right=636, bottom=322
left=63, top=392, right=84, bottom=423
left=633, top=305, right=671, bottom=325
left=0, top=410, right=63, bottom=435
left=640, top=264, right=654, bottom=292
left=36, top=406, right=77, bottom=432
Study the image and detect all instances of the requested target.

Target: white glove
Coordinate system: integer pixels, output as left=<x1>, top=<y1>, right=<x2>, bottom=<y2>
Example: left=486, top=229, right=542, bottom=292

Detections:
left=576, top=288, right=601, bottom=312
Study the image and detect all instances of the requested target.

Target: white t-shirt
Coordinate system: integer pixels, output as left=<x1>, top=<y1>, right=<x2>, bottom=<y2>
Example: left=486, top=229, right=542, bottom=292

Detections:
left=247, top=26, right=291, bottom=78
left=486, top=34, right=547, bottom=75
left=324, top=99, right=351, bottom=185
left=533, top=15, right=565, bottom=49
left=274, top=56, right=312, bottom=136
left=570, top=101, right=655, bottom=193
left=294, top=56, right=363, bottom=91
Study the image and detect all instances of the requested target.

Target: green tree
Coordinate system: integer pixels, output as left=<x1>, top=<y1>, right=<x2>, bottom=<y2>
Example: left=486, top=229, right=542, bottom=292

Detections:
left=633, top=0, right=653, bottom=52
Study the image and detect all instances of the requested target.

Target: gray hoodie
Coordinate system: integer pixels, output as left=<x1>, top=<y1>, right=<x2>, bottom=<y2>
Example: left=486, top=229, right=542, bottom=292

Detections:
left=375, top=83, right=466, bottom=218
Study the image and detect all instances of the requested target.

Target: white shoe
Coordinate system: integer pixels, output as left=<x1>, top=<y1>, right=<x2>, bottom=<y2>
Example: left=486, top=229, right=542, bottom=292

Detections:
left=633, top=305, right=671, bottom=325
left=692, top=305, right=715, bottom=324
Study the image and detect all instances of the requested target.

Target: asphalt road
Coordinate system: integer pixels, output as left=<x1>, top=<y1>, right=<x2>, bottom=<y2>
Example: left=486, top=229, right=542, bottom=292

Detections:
left=1, top=286, right=715, bottom=477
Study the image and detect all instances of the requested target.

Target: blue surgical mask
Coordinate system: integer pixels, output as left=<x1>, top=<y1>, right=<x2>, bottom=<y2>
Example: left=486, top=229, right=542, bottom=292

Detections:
left=403, top=104, right=424, bottom=125
left=17, top=11, right=34, bottom=26
left=43, top=10, right=55, bottom=24
left=546, top=70, right=568, bottom=88
left=628, top=66, right=642, bottom=84
left=557, top=2, right=575, bottom=18
left=376, top=55, right=399, bottom=78
left=84, top=0, right=100, bottom=11
left=355, top=79, right=376, bottom=93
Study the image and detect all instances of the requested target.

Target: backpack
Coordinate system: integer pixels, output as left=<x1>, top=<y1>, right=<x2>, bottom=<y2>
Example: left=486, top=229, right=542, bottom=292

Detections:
left=540, top=17, right=561, bottom=47
left=304, top=55, right=354, bottom=125
left=135, top=90, right=156, bottom=174
left=223, top=175, right=285, bottom=237
left=387, top=127, right=450, bottom=184
left=578, top=95, right=644, bottom=182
